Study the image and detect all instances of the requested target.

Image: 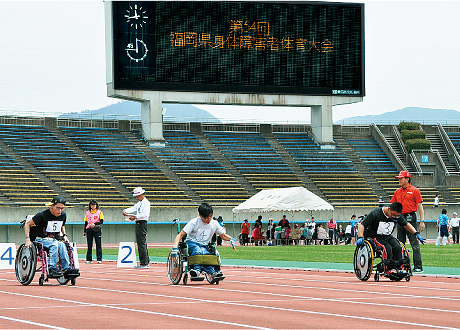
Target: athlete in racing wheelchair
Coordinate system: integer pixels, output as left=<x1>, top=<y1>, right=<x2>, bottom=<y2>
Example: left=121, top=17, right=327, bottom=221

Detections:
left=168, top=203, right=236, bottom=285
left=16, top=196, right=80, bottom=286
left=354, top=202, right=425, bottom=282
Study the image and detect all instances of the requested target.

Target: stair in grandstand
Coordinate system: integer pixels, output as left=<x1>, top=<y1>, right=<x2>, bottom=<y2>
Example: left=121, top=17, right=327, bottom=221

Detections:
left=425, top=132, right=458, bottom=174
left=261, top=131, right=326, bottom=199
left=125, top=130, right=202, bottom=205
left=379, top=128, right=414, bottom=173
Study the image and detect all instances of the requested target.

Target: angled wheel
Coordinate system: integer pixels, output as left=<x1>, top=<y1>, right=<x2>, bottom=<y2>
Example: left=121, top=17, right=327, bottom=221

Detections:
left=15, top=243, right=37, bottom=286
left=57, top=276, right=70, bottom=285
left=354, top=240, right=374, bottom=281
left=167, top=251, right=183, bottom=285
left=205, top=272, right=213, bottom=284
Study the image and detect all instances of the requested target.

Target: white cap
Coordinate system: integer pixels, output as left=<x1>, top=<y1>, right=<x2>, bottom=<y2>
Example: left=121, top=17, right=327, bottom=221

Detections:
left=454, top=212, right=457, bottom=215
left=132, top=187, right=145, bottom=197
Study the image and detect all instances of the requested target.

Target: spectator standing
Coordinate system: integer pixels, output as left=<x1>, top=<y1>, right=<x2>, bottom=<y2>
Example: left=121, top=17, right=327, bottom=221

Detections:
left=316, top=224, right=328, bottom=245
left=436, top=208, right=451, bottom=246
left=327, top=218, right=337, bottom=245
left=378, top=195, right=384, bottom=207
left=305, top=225, right=314, bottom=245
left=390, top=171, right=425, bottom=273
left=241, top=219, right=250, bottom=246
left=83, top=200, right=104, bottom=264
left=450, top=212, right=460, bottom=244
left=291, top=224, right=302, bottom=245
left=266, top=218, right=274, bottom=244
left=123, top=187, right=151, bottom=269
left=345, top=222, right=353, bottom=245
left=278, top=215, right=290, bottom=245
left=434, top=194, right=440, bottom=208
left=216, top=216, right=224, bottom=246
left=350, top=215, right=357, bottom=245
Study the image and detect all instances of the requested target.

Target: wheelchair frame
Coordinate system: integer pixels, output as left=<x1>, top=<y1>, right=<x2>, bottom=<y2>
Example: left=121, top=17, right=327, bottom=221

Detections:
left=15, top=240, right=79, bottom=286
left=354, top=237, right=412, bottom=282
left=167, top=218, right=222, bottom=285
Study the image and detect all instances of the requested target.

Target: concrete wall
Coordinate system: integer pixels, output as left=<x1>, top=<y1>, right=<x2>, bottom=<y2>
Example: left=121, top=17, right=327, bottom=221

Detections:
left=0, top=205, right=453, bottom=244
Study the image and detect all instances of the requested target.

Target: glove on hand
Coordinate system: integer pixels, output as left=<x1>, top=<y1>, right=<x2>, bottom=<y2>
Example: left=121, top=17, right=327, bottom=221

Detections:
left=416, top=233, right=426, bottom=244
left=356, top=237, right=364, bottom=246
left=230, top=238, right=236, bottom=250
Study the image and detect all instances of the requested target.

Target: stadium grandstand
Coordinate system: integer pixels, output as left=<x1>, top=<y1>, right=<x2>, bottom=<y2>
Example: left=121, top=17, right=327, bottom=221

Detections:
left=0, top=115, right=459, bottom=208
left=1, top=115, right=459, bottom=244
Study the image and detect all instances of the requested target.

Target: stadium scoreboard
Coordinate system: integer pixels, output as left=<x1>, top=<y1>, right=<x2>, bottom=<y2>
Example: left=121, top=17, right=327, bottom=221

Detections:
left=111, top=1, right=364, bottom=96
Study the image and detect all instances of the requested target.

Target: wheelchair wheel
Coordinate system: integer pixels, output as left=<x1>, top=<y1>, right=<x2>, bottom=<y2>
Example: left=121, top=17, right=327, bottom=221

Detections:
left=354, top=240, right=374, bottom=281
left=167, top=251, right=183, bottom=285
left=15, top=243, right=37, bottom=286
left=204, top=273, right=220, bottom=285
left=57, top=276, right=70, bottom=285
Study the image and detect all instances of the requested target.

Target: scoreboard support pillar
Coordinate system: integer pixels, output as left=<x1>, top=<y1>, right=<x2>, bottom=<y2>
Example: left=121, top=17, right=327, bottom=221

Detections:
left=311, top=100, right=334, bottom=147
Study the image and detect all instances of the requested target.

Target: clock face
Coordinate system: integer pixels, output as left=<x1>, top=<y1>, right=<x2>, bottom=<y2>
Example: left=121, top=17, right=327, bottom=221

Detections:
left=124, top=4, right=148, bottom=30
left=126, top=38, right=148, bottom=62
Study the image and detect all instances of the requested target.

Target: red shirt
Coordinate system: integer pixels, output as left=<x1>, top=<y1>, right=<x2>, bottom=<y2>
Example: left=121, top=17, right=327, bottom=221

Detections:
left=241, top=222, right=250, bottom=234
left=390, top=184, right=423, bottom=214
left=252, top=227, right=264, bottom=240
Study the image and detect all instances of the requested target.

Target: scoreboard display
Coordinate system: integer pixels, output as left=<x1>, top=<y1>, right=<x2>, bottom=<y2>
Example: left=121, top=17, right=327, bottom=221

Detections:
left=111, top=1, right=364, bottom=96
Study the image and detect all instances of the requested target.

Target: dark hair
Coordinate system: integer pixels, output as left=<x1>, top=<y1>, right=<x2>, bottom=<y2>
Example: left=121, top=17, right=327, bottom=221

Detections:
left=389, top=202, right=403, bottom=213
left=198, top=202, right=213, bottom=218
left=88, top=200, right=99, bottom=210
left=442, top=208, right=447, bottom=214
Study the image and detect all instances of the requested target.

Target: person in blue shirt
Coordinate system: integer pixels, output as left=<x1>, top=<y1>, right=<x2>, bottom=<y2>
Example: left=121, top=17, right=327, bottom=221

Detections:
left=436, top=208, right=451, bottom=246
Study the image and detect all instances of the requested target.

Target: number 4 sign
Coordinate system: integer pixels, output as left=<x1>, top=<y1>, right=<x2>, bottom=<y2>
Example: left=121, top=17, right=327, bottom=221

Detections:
left=0, top=243, right=16, bottom=269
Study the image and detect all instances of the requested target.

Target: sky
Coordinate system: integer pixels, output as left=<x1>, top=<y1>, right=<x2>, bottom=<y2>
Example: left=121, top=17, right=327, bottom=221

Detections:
left=1, top=0, right=460, bottom=123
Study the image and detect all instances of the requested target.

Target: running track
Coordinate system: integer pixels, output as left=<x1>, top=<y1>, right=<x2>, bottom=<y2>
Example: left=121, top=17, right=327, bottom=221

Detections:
left=0, top=263, right=459, bottom=329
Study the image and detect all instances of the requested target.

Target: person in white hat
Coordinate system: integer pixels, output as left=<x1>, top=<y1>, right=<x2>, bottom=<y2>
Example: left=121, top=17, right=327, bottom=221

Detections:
left=123, top=187, right=151, bottom=268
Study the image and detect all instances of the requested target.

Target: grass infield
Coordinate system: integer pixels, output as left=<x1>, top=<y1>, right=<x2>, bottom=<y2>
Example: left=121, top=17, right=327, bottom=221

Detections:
left=80, top=244, right=460, bottom=268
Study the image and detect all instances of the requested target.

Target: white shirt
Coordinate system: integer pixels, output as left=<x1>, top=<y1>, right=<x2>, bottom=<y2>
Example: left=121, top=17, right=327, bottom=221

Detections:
left=183, top=216, right=224, bottom=245
left=450, top=216, right=459, bottom=227
left=123, top=197, right=150, bottom=221
left=345, top=224, right=352, bottom=234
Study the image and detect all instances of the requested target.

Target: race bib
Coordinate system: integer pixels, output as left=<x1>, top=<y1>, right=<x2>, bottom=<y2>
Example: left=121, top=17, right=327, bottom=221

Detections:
left=46, top=220, right=63, bottom=234
left=377, top=221, right=394, bottom=235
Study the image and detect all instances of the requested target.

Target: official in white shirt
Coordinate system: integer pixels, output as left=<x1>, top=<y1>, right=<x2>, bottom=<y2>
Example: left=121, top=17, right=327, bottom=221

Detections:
left=123, top=187, right=151, bottom=268
left=450, top=212, right=459, bottom=244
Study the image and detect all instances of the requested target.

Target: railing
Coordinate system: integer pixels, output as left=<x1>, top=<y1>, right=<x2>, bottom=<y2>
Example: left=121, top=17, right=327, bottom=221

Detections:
left=272, top=124, right=311, bottom=133
left=201, top=123, right=260, bottom=132
left=438, top=123, right=460, bottom=172
left=410, top=151, right=423, bottom=174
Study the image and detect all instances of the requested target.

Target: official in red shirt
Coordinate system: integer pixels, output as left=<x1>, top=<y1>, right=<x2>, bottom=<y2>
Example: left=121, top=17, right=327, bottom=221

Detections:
left=390, top=171, right=425, bottom=272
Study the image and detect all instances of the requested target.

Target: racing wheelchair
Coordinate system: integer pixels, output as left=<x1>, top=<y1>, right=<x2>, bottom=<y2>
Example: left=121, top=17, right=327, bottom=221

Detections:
left=15, top=240, right=79, bottom=286
left=167, top=218, right=223, bottom=285
left=353, top=237, right=412, bottom=282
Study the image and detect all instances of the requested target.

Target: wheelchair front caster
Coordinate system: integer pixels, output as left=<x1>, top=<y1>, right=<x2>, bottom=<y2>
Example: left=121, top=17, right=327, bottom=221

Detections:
left=374, top=272, right=379, bottom=282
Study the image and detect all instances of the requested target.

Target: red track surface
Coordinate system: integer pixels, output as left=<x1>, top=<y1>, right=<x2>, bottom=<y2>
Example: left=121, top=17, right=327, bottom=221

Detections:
left=1, top=262, right=459, bottom=329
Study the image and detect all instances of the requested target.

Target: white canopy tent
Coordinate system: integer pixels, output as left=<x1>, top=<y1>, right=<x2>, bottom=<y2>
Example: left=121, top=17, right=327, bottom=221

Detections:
left=232, top=186, right=334, bottom=214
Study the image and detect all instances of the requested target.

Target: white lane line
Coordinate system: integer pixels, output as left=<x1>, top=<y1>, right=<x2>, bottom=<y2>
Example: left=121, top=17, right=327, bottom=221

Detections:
left=0, top=315, right=68, bottom=329
left=3, top=278, right=452, bottom=330
left=0, top=290, right=272, bottom=330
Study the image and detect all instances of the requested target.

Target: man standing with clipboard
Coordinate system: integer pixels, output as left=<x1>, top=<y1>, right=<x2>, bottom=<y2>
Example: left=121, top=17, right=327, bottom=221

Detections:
left=390, top=171, right=425, bottom=273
